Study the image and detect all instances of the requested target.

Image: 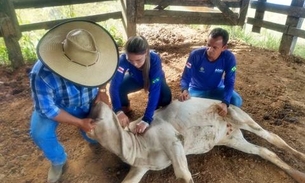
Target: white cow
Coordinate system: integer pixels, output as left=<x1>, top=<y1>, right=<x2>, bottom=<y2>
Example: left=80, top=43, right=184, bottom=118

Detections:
left=87, top=97, right=305, bottom=183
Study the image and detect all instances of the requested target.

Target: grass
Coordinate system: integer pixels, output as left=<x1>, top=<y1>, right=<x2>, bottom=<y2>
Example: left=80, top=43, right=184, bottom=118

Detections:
left=0, top=39, right=9, bottom=65
left=1, top=3, right=305, bottom=65
left=217, top=25, right=305, bottom=59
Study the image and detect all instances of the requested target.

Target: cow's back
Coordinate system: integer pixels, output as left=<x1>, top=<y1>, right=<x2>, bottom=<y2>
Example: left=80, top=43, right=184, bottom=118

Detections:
left=152, top=98, right=230, bottom=154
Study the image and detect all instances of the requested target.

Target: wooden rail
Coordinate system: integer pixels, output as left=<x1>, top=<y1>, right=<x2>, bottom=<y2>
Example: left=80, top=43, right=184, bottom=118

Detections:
left=11, top=0, right=113, bottom=9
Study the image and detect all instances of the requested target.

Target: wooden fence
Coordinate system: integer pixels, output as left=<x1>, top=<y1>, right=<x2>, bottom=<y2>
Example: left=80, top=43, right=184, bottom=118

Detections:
left=0, top=0, right=305, bottom=69
left=247, top=0, right=305, bottom=55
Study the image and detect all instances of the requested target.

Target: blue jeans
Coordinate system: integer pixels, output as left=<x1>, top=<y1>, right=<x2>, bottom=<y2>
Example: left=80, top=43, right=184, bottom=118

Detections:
left=189, top=87, right=243, bottom=107
left=30, top=109, right=97, bottom=166
left=119, top=74, right=172, bottom=108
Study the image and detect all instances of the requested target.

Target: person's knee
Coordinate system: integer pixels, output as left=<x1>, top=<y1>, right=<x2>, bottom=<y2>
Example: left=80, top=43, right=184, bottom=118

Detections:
left=30, top=126, right=53, bottom=145
left=231, top=96, right=243, bottom=107
left=30, top=116, right=57, bottom=145
left=160, top=89, right=172, bottom=106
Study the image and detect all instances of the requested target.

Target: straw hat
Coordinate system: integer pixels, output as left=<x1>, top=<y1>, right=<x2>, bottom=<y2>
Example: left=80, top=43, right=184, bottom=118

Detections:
left=37, top=20, right=119, bottom=87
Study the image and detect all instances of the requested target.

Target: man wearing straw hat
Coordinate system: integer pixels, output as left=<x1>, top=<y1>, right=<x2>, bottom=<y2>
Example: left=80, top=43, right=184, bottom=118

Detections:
left=29, top=20, right=118, bottom=182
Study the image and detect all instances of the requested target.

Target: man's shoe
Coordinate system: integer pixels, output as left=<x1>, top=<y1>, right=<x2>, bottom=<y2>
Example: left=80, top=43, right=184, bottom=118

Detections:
left=47, top=163, right=65, bottom=183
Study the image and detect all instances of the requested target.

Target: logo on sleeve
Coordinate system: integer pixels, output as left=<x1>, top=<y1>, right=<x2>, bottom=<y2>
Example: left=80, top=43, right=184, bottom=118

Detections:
left=117, top=66, right=125, bottom=74
left=231, top=66, right=236, bottom=72
left=186, top=62, right=191, bottom=68
left=152, top=77, right=160, bottom=84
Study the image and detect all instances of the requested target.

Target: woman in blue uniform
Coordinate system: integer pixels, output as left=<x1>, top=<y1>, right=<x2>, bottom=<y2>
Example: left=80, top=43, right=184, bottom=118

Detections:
left=110, top=36, right=172, bottom=134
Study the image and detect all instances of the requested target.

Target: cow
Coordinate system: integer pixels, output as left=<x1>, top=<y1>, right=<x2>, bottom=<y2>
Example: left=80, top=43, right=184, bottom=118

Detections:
left=87, top=97, right=305, bottom=183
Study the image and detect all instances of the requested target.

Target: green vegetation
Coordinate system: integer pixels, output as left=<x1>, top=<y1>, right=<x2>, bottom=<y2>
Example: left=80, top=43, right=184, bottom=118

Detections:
left=220, top=25, right=305, bottom=59
left=294, top=43, right=305, bottom=58
left=0, top=39, right=9, bottom=65
left=221, top=25, right=279, bottom=49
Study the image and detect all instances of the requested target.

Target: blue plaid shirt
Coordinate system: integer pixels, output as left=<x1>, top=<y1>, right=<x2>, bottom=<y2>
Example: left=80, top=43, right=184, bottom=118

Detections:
left=30, top=60, right=99, bottom=119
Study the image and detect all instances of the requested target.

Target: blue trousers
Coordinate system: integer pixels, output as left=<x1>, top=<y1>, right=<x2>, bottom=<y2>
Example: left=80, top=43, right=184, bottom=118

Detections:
left=30, top=109, right=96, bottom=166
left=119, top=74, right=172, bottom=108
left=189, top=87, right=243, bottom=107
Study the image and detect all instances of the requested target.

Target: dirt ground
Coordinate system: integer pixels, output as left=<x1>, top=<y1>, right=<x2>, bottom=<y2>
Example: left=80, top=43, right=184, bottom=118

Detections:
left=1, top=24, right=305, bottom=183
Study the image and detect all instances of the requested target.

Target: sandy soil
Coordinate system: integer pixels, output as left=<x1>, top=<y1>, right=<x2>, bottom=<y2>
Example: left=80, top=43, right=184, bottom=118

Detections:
left=1, top=24, right=305, bottom=183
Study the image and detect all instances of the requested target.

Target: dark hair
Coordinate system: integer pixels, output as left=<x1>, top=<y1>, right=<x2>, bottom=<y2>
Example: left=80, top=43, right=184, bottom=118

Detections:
left=124, top=35, right=149, bottom=54
left=209, top=28, right=229, bottom=46
left=124, top=36, right=151, bottom=92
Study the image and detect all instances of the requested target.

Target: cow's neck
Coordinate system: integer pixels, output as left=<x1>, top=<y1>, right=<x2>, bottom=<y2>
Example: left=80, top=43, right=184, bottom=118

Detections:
left=96, top=106, right=138, bottom=165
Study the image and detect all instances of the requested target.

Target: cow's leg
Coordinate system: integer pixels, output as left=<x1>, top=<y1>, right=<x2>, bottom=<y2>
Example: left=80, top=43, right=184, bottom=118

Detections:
left=166, top=141, right=194, bottom=183
left=221, top=130, right=305, bottom=183
left=121, top=166, right=148, bottom=183
left=240, top=120, right=305, bottom=162
left=229, top=107, right=305, bottom=162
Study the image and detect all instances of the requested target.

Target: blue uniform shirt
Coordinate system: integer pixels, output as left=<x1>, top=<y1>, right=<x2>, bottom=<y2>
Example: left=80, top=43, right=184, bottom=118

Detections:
left=30, top=60, right=98, bottom=119
left=110, top=51, right=165, bottom=124
left=180, top=47, right=237, bottom=104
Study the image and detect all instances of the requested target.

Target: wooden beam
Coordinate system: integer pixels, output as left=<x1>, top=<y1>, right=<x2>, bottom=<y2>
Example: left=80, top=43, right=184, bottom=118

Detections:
left=120, top=0, right=136, bottom=38
left=210, top=0, right=239, bottom=25
left=137, top=10, right=238, bottom=25
left=0, top=17, right=24, bottom=69
left=19, top=12, right=121, bottom=32
left=12, top=0, right=113, bottom=9
left=290, top=1, right=305, bottom=54
left=145, top=0, right=241, bottom=8
left=288, top=26, right=305, bottom=39
left=0, top=0, right=21, bottom=39
left=247, top=17, right=288, bottom=33
left=251, top=1, right=305, bottom=18
left=252, top=0, right=266, bottom=33
left=238, top=0, right=250, bottom=26
left=279, top=0, right=305, bottom=55
left=136, top=0, right=144, bottom=18
left=247, top=17, right=305, bottom=39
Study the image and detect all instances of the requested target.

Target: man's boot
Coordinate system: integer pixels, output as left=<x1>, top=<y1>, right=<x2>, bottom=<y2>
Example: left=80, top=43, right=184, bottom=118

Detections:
left=47, top=163, right=65, bottom=183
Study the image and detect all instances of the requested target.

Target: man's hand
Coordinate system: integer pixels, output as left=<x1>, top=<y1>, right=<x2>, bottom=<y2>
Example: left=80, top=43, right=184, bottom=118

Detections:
left=216, top=103, right=228, bottom=117
left=134, top=120, right=149, bottom=134
left=178, top=90, right=190, bottom=101
left=117, top=111, right=130, bottom=128
left=79, top=118, right=96, bottom=132
left=54, top=110, right=95, bottom=132
left=95, top=87, right=111, bottom=107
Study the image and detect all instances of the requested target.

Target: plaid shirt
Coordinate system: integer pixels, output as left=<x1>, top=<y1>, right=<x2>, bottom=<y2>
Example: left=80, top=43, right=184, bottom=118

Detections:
left=30, top=60, right=98, bottom=119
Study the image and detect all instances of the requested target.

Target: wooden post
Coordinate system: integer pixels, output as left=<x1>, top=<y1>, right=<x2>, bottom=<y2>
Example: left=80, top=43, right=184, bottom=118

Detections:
left=279, top=0, right=305, bottom=55
left=0, top=0, right=24, bottom=69
left=238, top=0, right=250, bottom=26
left=252, top=0, right=266, bottom=33
left=211, top=0, right=239, bottom=25
left=120, top=0, right=136, bottom=39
